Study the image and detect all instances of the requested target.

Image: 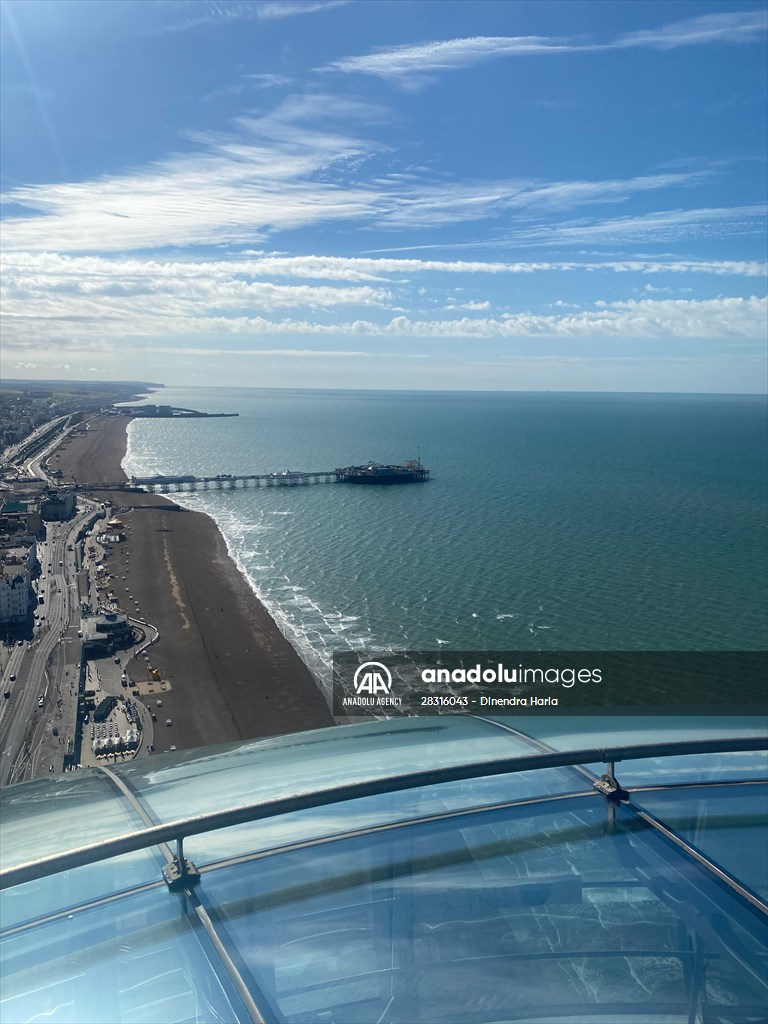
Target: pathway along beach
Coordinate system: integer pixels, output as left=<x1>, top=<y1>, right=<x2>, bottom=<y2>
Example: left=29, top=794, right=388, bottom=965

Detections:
left=53, top=416, right=334, bottom=751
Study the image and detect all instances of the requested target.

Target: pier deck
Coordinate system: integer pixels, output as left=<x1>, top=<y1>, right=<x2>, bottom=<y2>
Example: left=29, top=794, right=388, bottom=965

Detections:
left=78, top=465, right=429, bottom=493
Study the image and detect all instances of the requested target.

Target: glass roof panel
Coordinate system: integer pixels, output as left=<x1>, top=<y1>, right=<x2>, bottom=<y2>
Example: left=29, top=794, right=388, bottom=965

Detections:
left=115, top=718, right=541, bottom=828
left=0, top=850, right=162, bottom=932
left=0, top=771, right=161, bottom=930
left=491, top=715, right=768, bottom=785
left=200, top=794, right=768, bottom=1024
left=631, top=783, right=768, bottom=900
left=0, top=886, right=243, bottom=1024
left=0, top=771, right=144, bottom=870
left=177, top=765, right=590, bottom=868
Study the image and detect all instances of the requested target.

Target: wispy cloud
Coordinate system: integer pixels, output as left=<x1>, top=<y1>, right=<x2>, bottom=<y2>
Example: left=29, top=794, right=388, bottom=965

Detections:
left=373, top=171, right=710, bottom=230
left=0, top=103, right=714, bottom=255
left=254, top=1, right=348, bottom=20
left=445, top=299, right=492, bottom=311
left=511, top=204, right=768, bottom=246
left=240, top=73, right=293, bottom=88
left=323, top=10, right=768, bottom=84
left=613, top=11, right=768, bottom=50
left=1, top=97, right=382, bottom=252
left=157, top=0, right=348, bottom=34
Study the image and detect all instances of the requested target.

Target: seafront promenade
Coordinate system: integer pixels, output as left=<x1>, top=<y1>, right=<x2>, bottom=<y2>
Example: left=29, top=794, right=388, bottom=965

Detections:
left=48, top=416, right=335, bottom=754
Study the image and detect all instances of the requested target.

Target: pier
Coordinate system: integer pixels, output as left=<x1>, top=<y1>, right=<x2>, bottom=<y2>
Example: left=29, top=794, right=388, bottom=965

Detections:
left=133, top=472, right=337, bottom=492
left=78, top=462, right=429, bottom=493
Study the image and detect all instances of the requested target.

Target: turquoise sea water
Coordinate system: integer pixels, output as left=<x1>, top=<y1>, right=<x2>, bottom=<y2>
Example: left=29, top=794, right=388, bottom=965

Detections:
left=122, top=389, right=768, bottom=692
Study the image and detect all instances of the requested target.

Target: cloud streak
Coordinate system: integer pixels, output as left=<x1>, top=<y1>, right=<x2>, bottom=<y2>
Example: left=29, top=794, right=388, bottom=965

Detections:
left=0, top=97, right=716, bottom=255
left=157, top=0, right=348, bottom=34
left=323, top=10, right=768, bottom=84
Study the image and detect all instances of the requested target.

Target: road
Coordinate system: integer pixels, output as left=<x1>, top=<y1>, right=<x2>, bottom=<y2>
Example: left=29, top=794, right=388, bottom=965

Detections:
left=0, top=503, right=100, bottom=786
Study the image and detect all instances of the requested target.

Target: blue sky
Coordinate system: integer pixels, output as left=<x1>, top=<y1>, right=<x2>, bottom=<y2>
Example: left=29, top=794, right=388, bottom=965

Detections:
left=1, top=0, right=766, bottom=392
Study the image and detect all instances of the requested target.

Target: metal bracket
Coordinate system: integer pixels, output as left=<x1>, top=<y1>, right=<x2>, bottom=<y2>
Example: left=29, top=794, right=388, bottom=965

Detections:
left=163, top=836, right=201, bottom=891
left=593, top=760, right=630, bottom=802
left=163, top=856, right=201, bottom=891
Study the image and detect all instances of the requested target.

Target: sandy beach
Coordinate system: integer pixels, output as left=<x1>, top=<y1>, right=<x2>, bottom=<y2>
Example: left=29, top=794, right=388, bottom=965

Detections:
left=54, top=416, right=334, bottom=749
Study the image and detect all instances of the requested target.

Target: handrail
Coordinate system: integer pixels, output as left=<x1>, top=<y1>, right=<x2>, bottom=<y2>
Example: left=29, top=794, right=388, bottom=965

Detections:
left=1, top=736, right=765, bottom=890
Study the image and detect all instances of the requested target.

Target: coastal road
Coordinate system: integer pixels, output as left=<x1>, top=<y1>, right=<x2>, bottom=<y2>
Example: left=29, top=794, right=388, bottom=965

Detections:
left=0, top=504, right=100, bottom=787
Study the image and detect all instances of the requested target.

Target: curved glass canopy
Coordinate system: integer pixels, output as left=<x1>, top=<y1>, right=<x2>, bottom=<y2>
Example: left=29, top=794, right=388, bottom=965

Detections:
left=1, top=715, right=766, bottom=1024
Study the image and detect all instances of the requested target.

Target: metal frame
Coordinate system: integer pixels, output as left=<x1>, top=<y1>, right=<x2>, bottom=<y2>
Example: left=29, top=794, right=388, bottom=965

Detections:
left=1, top=736, right=765, bottom=891
left=2, top=735, right=766, bottom=1024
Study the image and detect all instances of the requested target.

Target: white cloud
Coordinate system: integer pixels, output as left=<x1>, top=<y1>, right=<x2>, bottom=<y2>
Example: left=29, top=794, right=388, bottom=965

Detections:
left=511, top=204, right=768, bottom=246
left=323, top=35, right=580, bottom=82
left=613, top=11, right=768, bottom=50
left=240, top=73, right=293, bottom=88
left=0, top=123, right=717, bottom=254
left=255, top=1, right=348, bottom=20
left=323, top=10, right=768, bottom=84
left=4, top=287, right=764, bottom=349
left=446, top=299, right=492, bottom=311
left=1, top=98, right=382, bottom=253
left=158, top=0, right=348, bottom=33
left=373, top=171, right=710, bottom=230
left=228, top=252, right=766, bottom=280
left=2, top=252, right=764, bottom=348
left=376, top=297, right=767, bottom=339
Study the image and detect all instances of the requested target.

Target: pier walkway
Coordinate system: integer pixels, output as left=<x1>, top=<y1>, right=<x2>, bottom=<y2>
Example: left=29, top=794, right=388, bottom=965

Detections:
left=79, top=462, right=429, bottom=492
left=80, top=472, right=337, bottom=492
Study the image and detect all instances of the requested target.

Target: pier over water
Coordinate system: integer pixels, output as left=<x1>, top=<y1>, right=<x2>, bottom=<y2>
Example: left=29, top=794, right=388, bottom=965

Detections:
left=79, top=461, right=430, bottom=493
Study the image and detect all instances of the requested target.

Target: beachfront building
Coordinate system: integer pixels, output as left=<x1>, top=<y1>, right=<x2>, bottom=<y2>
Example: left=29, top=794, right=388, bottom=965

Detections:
left=81, top=611, right=134, bottom=655
left=0, top=716, right=765, bottom=1023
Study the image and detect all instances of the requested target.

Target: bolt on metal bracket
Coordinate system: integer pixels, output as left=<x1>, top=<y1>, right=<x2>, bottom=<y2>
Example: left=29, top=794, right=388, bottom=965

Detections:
left=163, top=836, right=201, bottom=891
left=163, top=856, right=201, bottom=891
left=593, top=760, right=630, bottom=802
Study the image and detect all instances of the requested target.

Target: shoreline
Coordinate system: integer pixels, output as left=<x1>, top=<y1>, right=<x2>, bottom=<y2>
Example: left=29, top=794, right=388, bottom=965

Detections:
left=54, top=416, right=334, bottom=750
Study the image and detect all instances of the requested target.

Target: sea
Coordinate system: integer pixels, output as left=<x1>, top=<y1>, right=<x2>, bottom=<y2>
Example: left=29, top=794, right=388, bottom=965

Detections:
left=122, top=389, right=768, bottom=697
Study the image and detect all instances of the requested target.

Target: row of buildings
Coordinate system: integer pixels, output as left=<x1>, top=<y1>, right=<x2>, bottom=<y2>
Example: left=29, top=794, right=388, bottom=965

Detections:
left=0, top=479, right=77, bottom=628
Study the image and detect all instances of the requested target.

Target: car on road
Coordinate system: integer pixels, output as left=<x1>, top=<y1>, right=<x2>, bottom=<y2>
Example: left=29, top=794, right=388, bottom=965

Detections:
left=9, top=674, right=16, bottom=682
left=165, top=718, right=172, bottom=727
left=37, top=698, right=44, bottom=708
left=114, top=657, right=120, bottom=664
left=3, top=691, right=10, bottom=700
left=17, top=640, right=23, bottom=647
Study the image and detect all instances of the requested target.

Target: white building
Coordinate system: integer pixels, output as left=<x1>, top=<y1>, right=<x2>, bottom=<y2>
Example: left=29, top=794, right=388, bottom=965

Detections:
left=0, top=570, right=30, bottom=624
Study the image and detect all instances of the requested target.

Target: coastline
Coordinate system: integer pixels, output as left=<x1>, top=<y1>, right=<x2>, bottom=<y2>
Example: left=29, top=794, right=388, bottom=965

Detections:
left=55, top=416, right=334, bottom=749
